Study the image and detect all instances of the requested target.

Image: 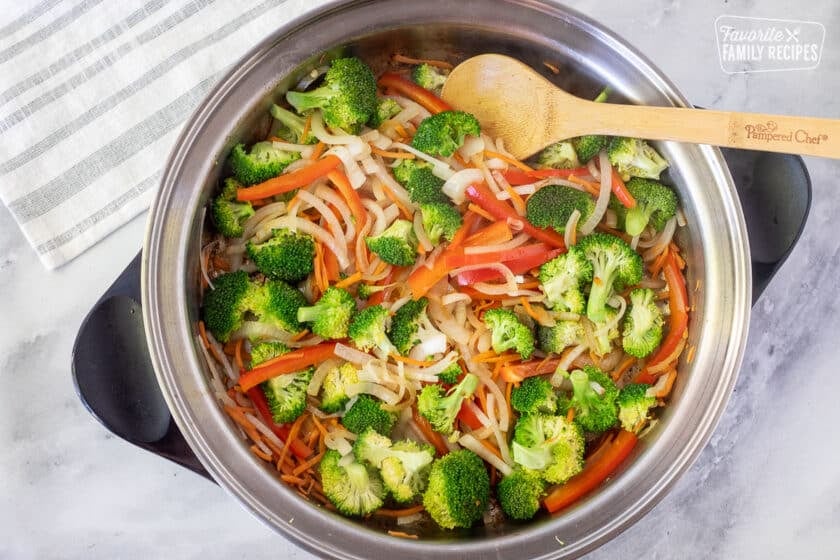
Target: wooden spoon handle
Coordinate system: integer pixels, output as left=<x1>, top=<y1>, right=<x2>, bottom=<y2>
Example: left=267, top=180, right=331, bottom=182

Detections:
left=574, top=103, right=840, bottom=158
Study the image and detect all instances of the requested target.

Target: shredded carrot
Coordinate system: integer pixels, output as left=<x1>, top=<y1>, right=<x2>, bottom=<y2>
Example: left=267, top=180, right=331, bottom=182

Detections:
left=479, top=438, right=504, bottom=461
left=292, top=447, right=327, bottom=477
left=466, top=203, right=495, bottom=222
left=313, top=242, right=326, bottom=294
left=656, top=369, right=678, bottom=398
left=394, top=122, right=409, bottom=138
left=389, top=353, right=437, bottom=367
left=223, top=340, right=237, bottom=356
left=649, top=247, right=670, bottom=277
left=334, top=271, right=363, bottom=289
left=375, top=503, right=426, bottom=517
left=463, top=221, right=513, bottom=246
left=250, top=444, right=273, bottom=462
left=281, top=474, right=307, bottom=485
left=413, top=408, right=449, bottom=456
left=310, top=141, right=326, bottom=160
left=686, top=344, right=696, bottom=364
left=516, top=280, right=541, bottom=290
left=391, top=53, right=454, bottom=69
left=387, top=531, right=419, bottom=540
left=471, top=350, right=499, bottom=363
left=453, top=152, right=470, bottom=167
left=505, top=381, right=513, bottom=423
left=234, top=338, right=245, bottom=370
left=501, top=180, right=526, bottom=215
left=520, top=297, right=541, bottom=322
left=566, top=407, right=576, bottom=423
left=611, top=356, right=637, bottom=382
left=476, top=384, right=488, bottom=414
left=291, top=329, right=310, bottom=342
left=484, top=149, right=533, bottom=172
left=567, top=174, right=601, bottom=196
left=277, top=412, right=308, bottom=472
left=672, top=250, right=686, bottom=270
left=380, top=181, right=413, bottom=220
left=370, top=145, right=415, bottom=159
left=301, top=114, right=312, bottom=145
left=197, top=321, right=225, bottom=364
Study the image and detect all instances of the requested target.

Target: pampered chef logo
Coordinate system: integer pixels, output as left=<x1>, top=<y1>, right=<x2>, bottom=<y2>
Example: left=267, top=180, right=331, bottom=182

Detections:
left=715, top=15, right=825, bottom=73
left=742, top=120, right=828, bottom=145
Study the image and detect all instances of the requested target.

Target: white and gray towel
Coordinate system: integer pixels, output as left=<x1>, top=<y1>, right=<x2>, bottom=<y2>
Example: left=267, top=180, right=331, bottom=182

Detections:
left=0, top=0, right=320, bottom=269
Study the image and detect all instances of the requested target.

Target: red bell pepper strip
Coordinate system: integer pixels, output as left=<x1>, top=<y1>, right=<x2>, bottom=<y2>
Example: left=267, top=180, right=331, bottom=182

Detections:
left=464, top=182, right=566, bottom=249
left=236, top=155, right=342, bottom=201
left=446, top=242, right=550, bottom=269
left=245, top=387, right=314, bottom=460
left=239, top=342, right=337, bottom=392
left=378, top=72, right=453, bottom=114
left=407, top=212, right=481, bottom=299
left=501, top=167, right=591, bottom=186
left=499, top=357, right=563, bottom=383
left=457, top=402, right=484, bottom=431
left=636, top=253, right=688, bottom=384
left=610, top=167, right=637, bottom=209
left=543, top=430, right=638, bottom=513
left=455, top=247, right=564, bottom=285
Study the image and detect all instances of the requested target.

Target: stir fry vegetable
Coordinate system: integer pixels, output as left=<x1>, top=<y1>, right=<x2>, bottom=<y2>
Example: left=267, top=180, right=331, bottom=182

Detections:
left=197, top=54, right=690, bottom=535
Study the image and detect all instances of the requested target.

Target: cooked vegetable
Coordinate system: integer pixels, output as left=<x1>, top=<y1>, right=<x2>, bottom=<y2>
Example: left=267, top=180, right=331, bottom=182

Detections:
left=537, top=321, right=584, bottom=355
left=269, top=104, right=316, bottom=144
left=365, top=219, right=419, bottom=266
left=617, top=383, right=656, bottom=432
left=250, top=340, right=289, bottom=367
left=576, top=232, right=643, bottom=323
left=286, top=57, right=378, bottom=133
left=262, top=367, right=313, bottom=424
left=566, top=365, right=619, bottom=433
left=526, top=184, right=595, bottom=233
left=538, top=247, right=592, bottom=314
left=420, top=202, right=462, bottom=244
left=607, top=136, right=669, bottom=180
left=369, top=97, right=402, bottom=128
left=202, top=270, right=254, bottom=342
left=246, top=228, right=315, bottom=283
left=618, top=177, right=678, bottom=236
left=422, top=449, right=490, bottom=529
left=411, top=63, right=447, bottom=93
left=296, top=287, right=356, bottom=339
left=510, top=376, right=557, bottom=415
left=417, top=373, right=479, bottom=435
left=348, top=305, right=397, bottom=357
left=387, top=297, right=445, bottom=357
left=537, top=141, right=580, bottom=169
left=512, top=413, right=585, bottom=484
left=341, top=395, right=397, bottom=435
left=497, top=468, right=546, bottom=521
left=622, top=288, right=664, bottom=358
left=229, top=142, right=300, bottom=186
left=354, top=428, right=435, bottom=503
left=411, top=110, right=480, bottom=157
left=320, top=449, right=385, bottom=516
left=320, top=362, right=360, bottom=413
left=212, top=178, right=254, bottom=237
left=393, top=159, right=448, bottom=204
left=482, top=308, right=535, bottom=359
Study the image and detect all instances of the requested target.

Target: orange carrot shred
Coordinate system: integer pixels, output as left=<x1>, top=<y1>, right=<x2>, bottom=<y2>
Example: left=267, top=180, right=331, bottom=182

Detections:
left=484, top=149, right=533, bottom=172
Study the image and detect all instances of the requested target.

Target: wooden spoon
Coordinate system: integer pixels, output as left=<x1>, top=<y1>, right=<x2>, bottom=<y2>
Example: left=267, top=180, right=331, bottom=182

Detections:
left=440, top=54, right=840, bottom=160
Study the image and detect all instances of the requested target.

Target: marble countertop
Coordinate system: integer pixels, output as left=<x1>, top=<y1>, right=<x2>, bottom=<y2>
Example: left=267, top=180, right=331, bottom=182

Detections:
left=2, top=1, right=839, bottom=558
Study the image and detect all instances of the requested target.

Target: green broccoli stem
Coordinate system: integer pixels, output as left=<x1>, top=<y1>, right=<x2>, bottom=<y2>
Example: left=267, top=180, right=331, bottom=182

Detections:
left=624, top=204, right=652, bottom=237
left=296, top=305, right=323, bottom=324
left=586, top=271, right=617, bottom=322
left=286, top=88, right=333, bottom=113
left=569, top=370, right=593, bottom=416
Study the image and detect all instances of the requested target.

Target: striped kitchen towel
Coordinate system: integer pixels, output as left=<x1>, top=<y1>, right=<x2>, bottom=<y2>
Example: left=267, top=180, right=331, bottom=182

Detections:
left=0, top=0, right=324, bottom=269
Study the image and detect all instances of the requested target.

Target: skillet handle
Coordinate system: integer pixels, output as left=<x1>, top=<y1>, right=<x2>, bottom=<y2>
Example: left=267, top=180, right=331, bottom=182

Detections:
left=71, top=251, right=212, bottom=481
left=719, top=148, right=811, bottom=304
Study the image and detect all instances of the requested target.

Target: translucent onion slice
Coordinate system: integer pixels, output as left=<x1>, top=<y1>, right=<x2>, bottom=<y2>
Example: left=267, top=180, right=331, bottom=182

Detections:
left=579, top=150, right=612, bottom=235
left=442, top=168, right=484, bottom=204
left=459, top=433, right=512, bottom=476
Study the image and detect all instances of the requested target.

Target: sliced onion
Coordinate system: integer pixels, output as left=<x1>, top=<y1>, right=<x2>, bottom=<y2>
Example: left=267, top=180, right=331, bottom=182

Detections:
left=579, top=150, right=612, bottom=235
left=604, top=209, right=618, bottom=229
left=370, top=158, right=414, bottom=207
left=486, top=393, right=512, bottom=466
left=326, top=145, right=366, bottom=189
left=550, top=344, right=589, bottom=386
left=587, top=158, right=601, bottom=180
left=309, top=112, right=369, bottom=158
left=390, top=142, right=455, bottom=180
left=413, top=211, right=433, bottom=253
left=270, top=140, right=314, bottom=158
left=642, top=218, right=677, bottom=261
left=314, top=185, right=355, bottom=241
left=441, top=292, right=471, bottom=306
left=231, top=321, right=292, bottom=343
left=334, top=343, right=374, bottom=366
left=459, top=135, right=485, bottom=159
left=396, top=513, right=425, bottom=526
left=409, top=332, right=448, bottom=361
left=294, top=190, right=345, bottom=246
left=346, top=382, right=400, bottom=405
left=463, top=233, right=528, bottom=255
left=241, top=201, right=287, bottom=240
left=564, top=209, right=581, bottom=248
left=442, top=168, right=484, bottom=204
left=308, top=358, right=341, bottom=396
left=459, top=433, right=512, bottom=476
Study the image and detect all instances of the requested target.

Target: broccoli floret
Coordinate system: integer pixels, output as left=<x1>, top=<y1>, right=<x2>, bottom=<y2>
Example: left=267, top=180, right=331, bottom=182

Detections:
left=511, top=376, right=558, bottom=415
left=296, top=287, right=355, bottom=339
left=392, top=159, right=448, bottom=204
left=356, top=283, right=385, bottom=300
left=417, top=374, right=479, bottom=435
left=369, top=97, right=402, bottom=128
left=387, top=297, right=446, bottom=357
left=250, top=341, right=290, bottom=367
left=420, top=202, right=462, bottom=244
left=622, top=288, right=664, bottom=358
left=437, top=361, right=462, bottom=384
left=246, top=228, right=315, bottom=283
left=411, top=110, right=481, bottom=157
left=320, top=449, right=385, bottom=516
left=607, top=137, right=669, bottom=181
left=354, top=428, right=435, bottom=503
left=591, top=307, right=620, bottom=356
left=537, top=141, right=581, bottom=169
left=617, top=383, right=656, bottom=432
left=512, top=413, right=585, bottom=484
left=254, top=279, right=307, bottom=334
left=269, top=104, right=316, bottom=144
left=497, top=468, right=546, bottom=521
left=537, top=320, right=584, bottom=354
left=538, top=247, right=592, bottom=314
left=571, top=135, right=608, bottom=163
left=262, top=367, right=313, bottom=424
left=285, top=57, right=377, bottom=133
left=482, top=308, right=535, bottom=360
left=422, top=450, right=489, bottom=529
left=567, top=365, right=619, bottom=433
left=365, top=219, right=418, bottom=267
left=576, top=232, right=643, bottom=323
left=211, top=178, right=254, bottom=237
left=621, top=178, right=678, bottom=236
left=526, top=185, right=595, bottom=233
left=341, top=395, right=396, bottom=435
left=411, top=63, right=447, bottom=93
left=319, top=362, right=358, bottom=413
left=348, top=305, right=397, bottom=358
left=202, top=270, right=254, bottom=342
left=229, top=142, right=300, bottom=186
